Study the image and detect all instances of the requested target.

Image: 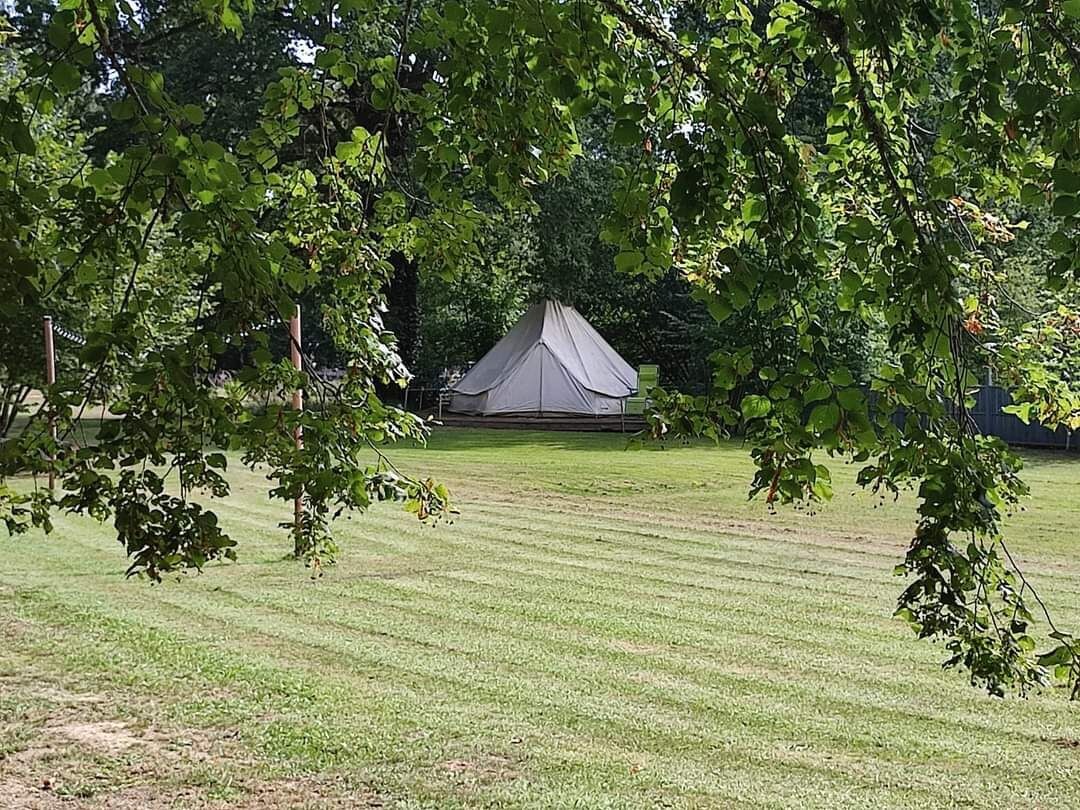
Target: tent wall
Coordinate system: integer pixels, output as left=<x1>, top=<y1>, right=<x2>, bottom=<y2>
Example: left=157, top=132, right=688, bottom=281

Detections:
left=447, top=391, right=489, bottom=415
left=448, top=300, right=636, bottom=416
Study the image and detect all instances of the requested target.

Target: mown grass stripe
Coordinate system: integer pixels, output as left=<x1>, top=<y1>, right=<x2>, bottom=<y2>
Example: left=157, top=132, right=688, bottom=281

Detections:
left=4, top=429, right=1079, bottom=809
left=10, top=584, right=1061, bottom=810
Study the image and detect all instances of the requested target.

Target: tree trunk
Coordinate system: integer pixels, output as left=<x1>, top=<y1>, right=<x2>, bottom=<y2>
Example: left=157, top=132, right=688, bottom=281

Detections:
left=386, top=251, right=422, bottom=376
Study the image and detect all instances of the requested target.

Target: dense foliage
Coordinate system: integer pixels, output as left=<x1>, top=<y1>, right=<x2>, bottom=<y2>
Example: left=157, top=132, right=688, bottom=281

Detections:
left=1, top=0, right=1078, bottom=698
left=414, top=131, right=876, bottom=393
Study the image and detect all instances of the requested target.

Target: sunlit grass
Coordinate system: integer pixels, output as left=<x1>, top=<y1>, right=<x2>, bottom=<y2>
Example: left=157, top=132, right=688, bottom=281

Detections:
left=1, top=428, right=1078, bottom=808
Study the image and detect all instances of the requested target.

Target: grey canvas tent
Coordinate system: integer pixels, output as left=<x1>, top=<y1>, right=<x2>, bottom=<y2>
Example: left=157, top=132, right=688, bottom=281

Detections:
left=448, top=300, right=638, bottom=416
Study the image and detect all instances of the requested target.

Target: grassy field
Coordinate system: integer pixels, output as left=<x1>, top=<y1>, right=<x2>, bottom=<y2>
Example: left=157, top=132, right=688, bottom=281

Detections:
left=1, top=428, right=1079, bottom=808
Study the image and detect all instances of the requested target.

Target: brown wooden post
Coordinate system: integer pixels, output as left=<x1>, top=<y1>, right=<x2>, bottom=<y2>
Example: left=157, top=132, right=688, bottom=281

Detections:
left=43, top=316, right=57, bottom=490
left=290, top=305, right=304, bottom=545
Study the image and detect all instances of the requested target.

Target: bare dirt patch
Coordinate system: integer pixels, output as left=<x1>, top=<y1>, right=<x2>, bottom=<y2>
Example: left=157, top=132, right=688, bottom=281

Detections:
left=46, top=720, right=146, bottom=755
left=0, top=612, right=36, bottom=641
left=0, top=777, right=64, bottom=810
left=440, top=751, right=521, bottom=785
left=0, top=679, right=384, bottom=809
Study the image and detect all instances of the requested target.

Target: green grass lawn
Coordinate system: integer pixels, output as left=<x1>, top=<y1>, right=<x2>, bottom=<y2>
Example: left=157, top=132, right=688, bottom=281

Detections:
left=2, top=428, right=1079, bottom=808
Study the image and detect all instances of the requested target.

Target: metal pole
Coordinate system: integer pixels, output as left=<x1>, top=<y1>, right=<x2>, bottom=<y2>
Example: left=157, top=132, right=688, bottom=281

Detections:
left=290, top=306, right=304, bottom=542
left=43, top=316, right=56, bottom=490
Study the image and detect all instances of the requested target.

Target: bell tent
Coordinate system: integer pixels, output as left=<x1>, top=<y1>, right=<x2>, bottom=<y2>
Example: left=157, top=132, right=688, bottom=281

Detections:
left=448, top=300, right=638, bottom=416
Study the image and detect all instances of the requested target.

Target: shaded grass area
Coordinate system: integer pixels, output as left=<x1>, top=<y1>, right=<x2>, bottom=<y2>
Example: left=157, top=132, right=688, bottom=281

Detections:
left=1, top=427, right=1079, bottom=808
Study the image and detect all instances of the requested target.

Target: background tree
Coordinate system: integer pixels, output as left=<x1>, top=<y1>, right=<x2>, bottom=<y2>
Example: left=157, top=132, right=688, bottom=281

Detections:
left=411, top=116, right=876, bottom=394
left=415, top=210, right=534, bottom=382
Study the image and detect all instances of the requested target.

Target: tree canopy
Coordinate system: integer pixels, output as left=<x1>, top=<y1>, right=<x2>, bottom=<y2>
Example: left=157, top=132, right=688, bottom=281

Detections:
left=1, top=0, right=1079, bottom=697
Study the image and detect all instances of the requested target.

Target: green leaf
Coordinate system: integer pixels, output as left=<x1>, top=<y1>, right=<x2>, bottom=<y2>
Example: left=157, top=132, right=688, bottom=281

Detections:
left=1002, top=403, right=1033, bottom=425
left=847, top=215, right=874, bottom=240
left=47, top=13, right=76, bottom=50
left=1052, top=194, right=1080, bottom=217
left=1016, top=83, right=1050, bottom=116
left=110, top=98, right=137, bottom=121
left=444, top=1, right=466, bottom=24
left=335, top=141, right=360, bottom=161
left=766, top=16, right=789, bottom=38
left=705, top=295, right=732, bottom=323
left=315, top=49, right=342, bottom=69
left=87, top=168, right=115, bottom=192
left=808, top=403, right=841, bottom=432
left=741, top=395, right=772, bottom=420
left=828, top=368, right=855, bottom=387
left=614, top=250, right=643, bottom=273
left=51, top=61, right=81, bottom=93
left=1020, top=183, right=1044, bottom=207
left=9, top=122, right=35, bottom=156
left=803, top=381, right=832, bottom=404
left=181, top=104, right=206, bottom=125
left=837, top=387, right=865, bottom=411
left=741, top=197, right=765, bottom=225
left=735, top=351, right=753, bottom=376
left=548, top=72, right=579, bottom=101
left=612, top=119, right=642, bottom=146
left=221, top=5, right=242, bottom=33
left=1052, top=166, right=1080, bottom=194
left=1037, top=644, right=1074, bottom=667
left=569, top=95, right=595, bottom=118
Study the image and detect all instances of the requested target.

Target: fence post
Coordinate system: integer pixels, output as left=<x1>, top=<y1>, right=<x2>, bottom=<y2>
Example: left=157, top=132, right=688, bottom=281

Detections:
left=43, top=316, right=56, bottom=490
left=290, top=305, right=304, bottom=551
